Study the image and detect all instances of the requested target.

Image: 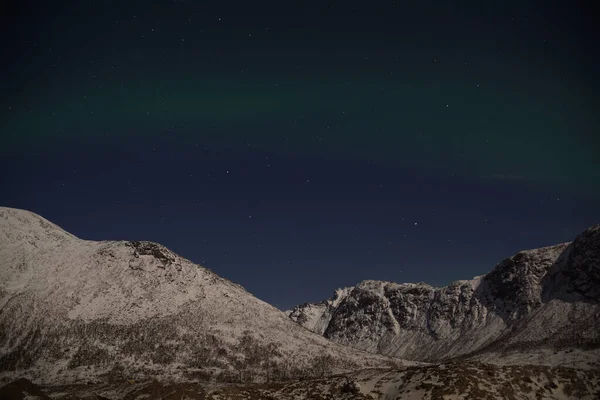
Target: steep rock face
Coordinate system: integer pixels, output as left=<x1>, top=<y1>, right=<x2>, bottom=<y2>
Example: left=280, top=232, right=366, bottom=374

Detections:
left=288, top=226, right=600, bottom=362
left=0, top=207, right=397, bottom=385
left=286, top=287, right=353, bottom=335
left=543, top=225, right=600, bottom=301
left=499, top=225, right=600, bottom=353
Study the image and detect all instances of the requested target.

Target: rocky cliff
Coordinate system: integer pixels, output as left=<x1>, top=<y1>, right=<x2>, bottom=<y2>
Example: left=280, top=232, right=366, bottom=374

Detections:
left=288, top=225, right=600, bottom=364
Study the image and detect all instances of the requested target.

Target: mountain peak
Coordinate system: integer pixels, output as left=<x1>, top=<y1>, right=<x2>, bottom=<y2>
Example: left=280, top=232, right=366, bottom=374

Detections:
left=0, top=206, right=77, bottom=244
left=0, top=207, right=396, bottom=385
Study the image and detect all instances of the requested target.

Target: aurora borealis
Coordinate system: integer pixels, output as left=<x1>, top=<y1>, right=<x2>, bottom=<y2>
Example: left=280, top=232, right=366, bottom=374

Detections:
left=1, top=1, right=598, bottom=308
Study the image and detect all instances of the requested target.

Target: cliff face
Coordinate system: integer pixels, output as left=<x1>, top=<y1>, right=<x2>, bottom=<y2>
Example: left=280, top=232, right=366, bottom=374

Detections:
left=0, top=207, right=395, bottom=385
left=286, top=287, right=354, bottom=335
left=288, top=226, right=600, bottom=362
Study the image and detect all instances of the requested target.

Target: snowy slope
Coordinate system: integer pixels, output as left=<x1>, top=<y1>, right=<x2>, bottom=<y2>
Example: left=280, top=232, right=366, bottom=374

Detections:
left=0, top=207, right=400, bottom=385
left=287, top=225, right=600, bottom=364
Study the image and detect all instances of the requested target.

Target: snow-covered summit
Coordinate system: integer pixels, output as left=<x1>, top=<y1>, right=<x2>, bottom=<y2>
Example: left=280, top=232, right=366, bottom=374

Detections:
left=0, top=207, right=397, bottom=385
left=0, top=207, right=77, bottom=246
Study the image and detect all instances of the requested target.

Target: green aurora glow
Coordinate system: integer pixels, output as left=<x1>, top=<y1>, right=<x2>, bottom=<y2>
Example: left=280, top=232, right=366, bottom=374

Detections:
left=3, top=71, right=599, bottom=193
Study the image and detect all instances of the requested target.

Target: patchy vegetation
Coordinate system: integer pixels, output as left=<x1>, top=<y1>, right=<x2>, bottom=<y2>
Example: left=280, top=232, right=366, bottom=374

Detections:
left=2, top=362, right=599, bottom=399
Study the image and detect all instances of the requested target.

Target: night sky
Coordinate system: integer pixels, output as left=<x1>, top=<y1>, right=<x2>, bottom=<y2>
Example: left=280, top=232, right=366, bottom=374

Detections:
left=1, top=1, right=598, bottom=310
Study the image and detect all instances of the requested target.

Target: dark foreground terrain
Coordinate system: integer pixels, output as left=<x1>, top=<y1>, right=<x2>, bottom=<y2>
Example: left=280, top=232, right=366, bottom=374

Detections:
left=2, top=362, right=600, bottom=400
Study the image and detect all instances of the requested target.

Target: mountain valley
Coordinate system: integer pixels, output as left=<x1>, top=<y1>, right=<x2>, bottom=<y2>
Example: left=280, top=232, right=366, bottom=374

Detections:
left=1, top=207, right=598, bottom=399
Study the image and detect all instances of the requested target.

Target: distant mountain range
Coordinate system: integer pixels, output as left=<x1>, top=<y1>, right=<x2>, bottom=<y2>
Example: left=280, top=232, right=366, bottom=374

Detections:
left=287, top=224, right=600, bottom=366
left=1, top=206, right=599, bottom=399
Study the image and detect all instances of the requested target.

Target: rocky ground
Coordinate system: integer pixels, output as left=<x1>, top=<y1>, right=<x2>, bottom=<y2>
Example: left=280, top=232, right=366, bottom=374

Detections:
left=2, top=362, right=600, bottom=399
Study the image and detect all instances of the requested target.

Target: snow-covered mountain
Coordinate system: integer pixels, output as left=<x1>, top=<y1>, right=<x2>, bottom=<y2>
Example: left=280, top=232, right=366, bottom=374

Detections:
left=0, top=207, right=398, bottom=386
left=287, top=225, right=600, bottom=365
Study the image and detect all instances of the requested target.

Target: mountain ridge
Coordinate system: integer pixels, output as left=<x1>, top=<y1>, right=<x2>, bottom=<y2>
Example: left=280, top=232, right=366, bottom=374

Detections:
left=0, top=207, right=400, bottom=386
left=2, top=207, right=599, bottom=398
left=287, top=225, right=600, bottom=366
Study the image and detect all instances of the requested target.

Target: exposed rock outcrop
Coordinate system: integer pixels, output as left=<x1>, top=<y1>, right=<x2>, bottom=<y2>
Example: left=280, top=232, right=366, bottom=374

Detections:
left=288, top=226, right=600, bottom=363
